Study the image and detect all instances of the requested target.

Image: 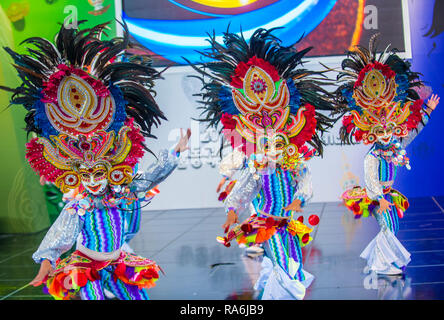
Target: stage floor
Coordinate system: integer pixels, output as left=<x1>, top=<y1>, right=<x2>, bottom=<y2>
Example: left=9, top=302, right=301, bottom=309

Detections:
left=1, top=196, right=444, bottom=300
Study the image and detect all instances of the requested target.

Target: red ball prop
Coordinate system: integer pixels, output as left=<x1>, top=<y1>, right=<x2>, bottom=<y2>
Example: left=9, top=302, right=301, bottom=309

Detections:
left=308, top=214, right=319, bottom=226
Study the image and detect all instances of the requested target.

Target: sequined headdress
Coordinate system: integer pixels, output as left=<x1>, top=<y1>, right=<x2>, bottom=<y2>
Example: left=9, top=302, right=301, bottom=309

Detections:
left=2, top=22, right=165, bottom=192
left=336, top=34, right=425, bottom=145
left=190, top=28, right=336, bottom=168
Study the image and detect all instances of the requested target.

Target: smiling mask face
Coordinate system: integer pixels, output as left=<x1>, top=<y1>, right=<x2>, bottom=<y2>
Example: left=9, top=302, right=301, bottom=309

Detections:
left=79, top=164, right=109, bottom=195
left=255, top=132, right=303, bottom=172
left=257, top=132, right=288, bottom=163
left=372, top=122, right=395, bottom=146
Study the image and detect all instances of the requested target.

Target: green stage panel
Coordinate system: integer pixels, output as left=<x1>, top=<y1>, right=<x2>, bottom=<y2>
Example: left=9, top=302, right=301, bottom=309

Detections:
left=2, top=0, right=118, bottom=47
left=0, top=1, right=117, bottom=233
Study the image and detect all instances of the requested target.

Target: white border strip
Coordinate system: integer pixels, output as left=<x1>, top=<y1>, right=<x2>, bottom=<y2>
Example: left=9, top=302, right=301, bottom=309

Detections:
left=115, top=0, right=124, bottom=37
left=400, top=0, right=412, bottom=59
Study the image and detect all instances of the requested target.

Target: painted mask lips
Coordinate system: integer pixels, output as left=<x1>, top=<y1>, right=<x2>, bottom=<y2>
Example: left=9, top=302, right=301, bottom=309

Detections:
left=380, top=136, right=392, bottom=144
left=87, top=184, right=103, bottom=193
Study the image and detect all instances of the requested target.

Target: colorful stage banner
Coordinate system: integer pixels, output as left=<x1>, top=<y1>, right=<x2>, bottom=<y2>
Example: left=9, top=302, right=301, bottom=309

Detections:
left=0, top=0, right=117, bottom=233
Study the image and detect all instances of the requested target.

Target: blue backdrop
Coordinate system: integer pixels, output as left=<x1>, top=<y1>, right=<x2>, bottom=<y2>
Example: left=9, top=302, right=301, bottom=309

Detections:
left=396, top=0, right=444, bottom=198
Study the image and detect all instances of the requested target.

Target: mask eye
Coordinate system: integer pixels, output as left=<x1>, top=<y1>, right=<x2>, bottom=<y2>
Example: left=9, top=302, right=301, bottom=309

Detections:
left=80, top=173, right=90, bottom=181
left=94, top=170, right=106, bottom=179
left=374, top=128, right=384, bottom=136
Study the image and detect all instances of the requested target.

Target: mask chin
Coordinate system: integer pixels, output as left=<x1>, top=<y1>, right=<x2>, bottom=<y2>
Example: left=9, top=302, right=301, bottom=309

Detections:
left=265, top=152, right=283, bottom=163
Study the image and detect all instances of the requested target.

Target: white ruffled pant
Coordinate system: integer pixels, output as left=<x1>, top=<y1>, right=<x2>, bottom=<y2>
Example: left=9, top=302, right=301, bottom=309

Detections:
left=360, top=228, right=411, bottom=273
left=254, top=256, right=314, bottom=300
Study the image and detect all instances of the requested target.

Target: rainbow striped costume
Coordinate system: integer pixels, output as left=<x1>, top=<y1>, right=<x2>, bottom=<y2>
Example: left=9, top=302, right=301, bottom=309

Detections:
left=33, top=149, right=179, bottom=300
left=344, top=114, right=429, bottom=274
left=225, top=161, right=314, bottom=300
left=335, top=34, right=436, bottom=275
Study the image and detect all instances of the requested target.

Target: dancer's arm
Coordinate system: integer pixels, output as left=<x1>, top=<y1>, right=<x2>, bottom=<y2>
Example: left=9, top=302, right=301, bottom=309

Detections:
left=364, top=153, right=394, bottom=214
left=222, top=169, right=262, bottom=231
left=401, top=95, right=439, bottom=148
left=364, top=153, right=384, bottom=200
left=130, top=128, right=191, bottom=193
left=30, top=201, right=83, bottom=285
left=285, top=163, right=313, bottom=212
left=217, top=148, right=245, bottom=192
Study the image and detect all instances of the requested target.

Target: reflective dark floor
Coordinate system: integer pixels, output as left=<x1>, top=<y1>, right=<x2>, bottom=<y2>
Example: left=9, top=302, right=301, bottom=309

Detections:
left=1, top=196, right=444, bottom=300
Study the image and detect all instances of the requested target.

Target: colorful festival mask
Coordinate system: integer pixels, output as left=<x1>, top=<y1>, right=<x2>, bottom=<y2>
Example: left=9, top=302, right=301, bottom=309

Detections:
left=337, top=35, right=425, bottom=145
left=3, top=22, right=165, bottom=193
left=191, top=28, right=336, bottom=170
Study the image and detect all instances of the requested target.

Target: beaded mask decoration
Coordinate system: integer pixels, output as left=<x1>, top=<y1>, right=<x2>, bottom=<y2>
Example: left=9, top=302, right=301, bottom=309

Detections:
left=337, top=34, right=425, bottom=145
left=25, top=119, right=145, bottom=192
left=190, top=28, right=336, bottom=170
left=2, top=22, right=165, bottom=193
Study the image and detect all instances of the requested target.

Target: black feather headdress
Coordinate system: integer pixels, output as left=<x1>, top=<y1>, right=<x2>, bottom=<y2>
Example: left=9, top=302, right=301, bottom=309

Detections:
left=1, top=20, right=165, bottom=140
left=0, top=21, right=168, bottom=192
left=335, top=34, right=425, bottom=145
left=188, top=27, right=338, bottom=158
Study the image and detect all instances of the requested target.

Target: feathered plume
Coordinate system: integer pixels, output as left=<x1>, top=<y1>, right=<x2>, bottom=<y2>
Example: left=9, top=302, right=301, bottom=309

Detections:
left=187, top=27, right=339, bottom=156
left=2, top=20, right=166, bottom=142
left=335, top=34, right=424, bottom=145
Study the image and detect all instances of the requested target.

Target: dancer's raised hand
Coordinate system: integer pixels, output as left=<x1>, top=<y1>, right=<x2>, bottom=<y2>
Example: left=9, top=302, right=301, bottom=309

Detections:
left=174, top=128, right=192, bottom=153
left=222, top=209, right=239, bottom=233
left=377, top=198, right=394, bottom=215
left=284, top=198, right=303, bottom=213
left=216, top=177, right=227, bottom=193
left=426, top=94, right=440, bottom=113
left=30, top=259, right=53, bottom=286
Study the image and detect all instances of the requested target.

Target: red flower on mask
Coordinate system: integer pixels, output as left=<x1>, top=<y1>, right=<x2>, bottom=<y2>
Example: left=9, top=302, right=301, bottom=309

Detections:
left=230, top=56, right=280, bottom=88
left=342, top=115, right=355, bottom=133
left=289, top=103, right=317, bottom=147
left=41, top=64, right=109, bottom=104
left=354, top=129, right=364, bottom=142
left=122, top=118, right=146, bottom=169
left=405, top=99, right=423, bottom=131
left=298, top=145, right=316, bottom=161
left=220, top=113, right=237, bottom=130
left=355, top=62, right=395, bottom=88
